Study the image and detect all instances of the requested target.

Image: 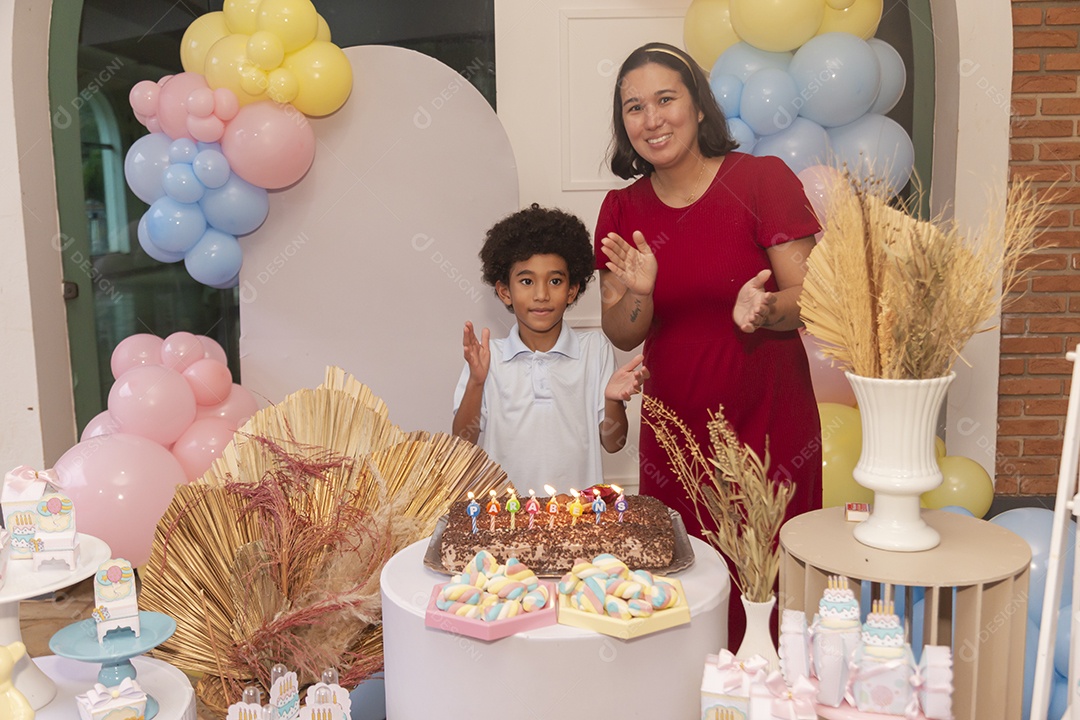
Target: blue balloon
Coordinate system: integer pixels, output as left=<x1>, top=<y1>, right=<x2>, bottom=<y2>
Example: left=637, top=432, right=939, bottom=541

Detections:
left=868, top=39, right=906, bottom=115
left=124, top=133, right=172, bottom=205
left=709, top=73, right=743, bottom=120
left=185, top=229, right=243, bottom=287
left=712, top=42, right=792, bottom=83
left=941, top=505, right=975, bottom=517
left=349, top=671, right=386, bottom=720
left=162, top=164, right=205, bottom=204
left=752, top=117, right=827, bottom=175
left=789, top=32, right=881, bottom=128
left=208, top=273, right=240, bottom=290
left=200, top=174, right=269, bottom=236
left=136, top=214, right=184, bottom=263
left=1054, top=602, right=1072, bottom=677
left=739, top=68, right=799, bottom=137
left=192, top=148, right=230, bottom=189
left=990, top=508, right=1075, bottom=620
left=826, top=114, right=914, bottom=195
left=168, top=138, right=198, bottom=164
left=727, top=118, right=757, bottom=154
left=1049, top=670, right=1069, bottom=720
left=145, top=197, right=208, bottom=254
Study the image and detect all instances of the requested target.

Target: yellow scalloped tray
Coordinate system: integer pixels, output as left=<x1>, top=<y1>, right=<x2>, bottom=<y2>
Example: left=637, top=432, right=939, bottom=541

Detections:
left=556, top=577, right=690, bottom=639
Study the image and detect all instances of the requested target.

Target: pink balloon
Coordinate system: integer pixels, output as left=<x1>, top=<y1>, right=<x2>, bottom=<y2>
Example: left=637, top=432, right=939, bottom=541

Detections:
left=196, top=383, right=259, bottom=430
left=221, top=100, right=315, bottom=189
left=187, top=87, right=215, bottom=117
left=107, top=565, right=122, bottom=583
left=172, top=418, right=236, bottom=481
left=53, top=433, right=187, bottom=567
left=111, top=333, right=164, bottom=380
left=183, top=358, right=234, bottom=406
left=800, top=330, right=856, bottom=406
left=188, top=115, right=226, bottom=143
left=129, top=80, right=160, bottom=119
left=160, top=331, right=206, bottom=372
left=157, top=72, right=211, bottom=140
left=81, top=410, right=121, bottom=441
left=213, top=88, right=239, bottom=121
left=797, top=164, right=844, bottom=226
left=108, top=365, right=197, bottom=445
left=197, top=335, right=229, bottom=365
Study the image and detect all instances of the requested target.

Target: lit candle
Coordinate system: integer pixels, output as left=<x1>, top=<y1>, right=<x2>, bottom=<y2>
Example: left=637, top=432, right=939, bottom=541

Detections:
left=525, top=489, right=540, bottom=530
left=613, top=484, right=627, bottom=523
left=544, top=484, right=559, bottom=529
left=486, top=489, right=500, bottom=532
left=591, top=488, right=606, bottom=524
left=466, top=491, right=481, bottom=534
left=568, top=488, right=583, bottom=526
left=506, top=487, right=521, bottom=531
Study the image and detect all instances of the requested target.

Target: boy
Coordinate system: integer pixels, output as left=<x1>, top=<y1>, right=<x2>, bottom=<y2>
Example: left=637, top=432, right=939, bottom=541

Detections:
left=453, top=205, right=646, bottom=488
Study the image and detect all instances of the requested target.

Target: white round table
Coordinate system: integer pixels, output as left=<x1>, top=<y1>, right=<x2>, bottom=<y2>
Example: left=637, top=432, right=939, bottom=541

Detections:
left=33, top=655, right=195, bottom=720
left=381, top=536, right=730, bottom=720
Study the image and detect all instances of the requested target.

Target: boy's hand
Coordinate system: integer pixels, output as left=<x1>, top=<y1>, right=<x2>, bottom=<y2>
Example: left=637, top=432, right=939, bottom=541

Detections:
left=463, top=321, right=491, bottom=384
left=605, top=353, right=647, bottom=401
left=601, top=231, right=657, bottom=297
left=733, top=269, right=776, bottom=333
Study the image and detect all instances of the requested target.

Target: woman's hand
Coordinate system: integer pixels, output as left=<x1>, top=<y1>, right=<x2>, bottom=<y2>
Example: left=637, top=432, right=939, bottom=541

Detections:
left=462, top=321, right=490, bottom=384
left=733, top=269, right=777, bottom=333
left=600, top=231, right=657, bottom=298
left=605, top=354, right=648, bottom=401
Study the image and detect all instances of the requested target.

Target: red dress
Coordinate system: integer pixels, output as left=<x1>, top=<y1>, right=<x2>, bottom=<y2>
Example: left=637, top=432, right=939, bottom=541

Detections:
left=594, top=152, right=823, bottom=645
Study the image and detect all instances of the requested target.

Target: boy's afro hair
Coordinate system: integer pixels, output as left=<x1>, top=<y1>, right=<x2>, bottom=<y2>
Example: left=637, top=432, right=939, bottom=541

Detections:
left=479, top=204, right=596, bottom=302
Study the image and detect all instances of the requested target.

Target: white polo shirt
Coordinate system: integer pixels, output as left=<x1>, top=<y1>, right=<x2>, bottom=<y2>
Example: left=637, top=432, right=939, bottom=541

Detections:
left=453, top=323, right=615, bottom=490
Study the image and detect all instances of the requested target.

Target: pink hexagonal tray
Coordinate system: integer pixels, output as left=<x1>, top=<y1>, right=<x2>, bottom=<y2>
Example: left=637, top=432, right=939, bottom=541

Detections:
left=424, top=580, right=557, bottom=641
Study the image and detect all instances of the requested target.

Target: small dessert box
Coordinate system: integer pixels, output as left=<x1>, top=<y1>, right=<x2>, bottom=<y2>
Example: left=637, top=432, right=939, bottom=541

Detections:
left=851, top=644, right=917, bottom=715
left=2, top=466, right=58, bottom=534
left=701, top=649, right=768, bottom=719
left=778, top=608, right=811, bottom=686
left=92, top=558, right=140, bottom=642
left=75, top=678, right=148, bottom=720
left=269, top=667, right=301, bottom=720
left=918, top=645, right=954, bottom=720
left=30, top=492, right=79, bottom=571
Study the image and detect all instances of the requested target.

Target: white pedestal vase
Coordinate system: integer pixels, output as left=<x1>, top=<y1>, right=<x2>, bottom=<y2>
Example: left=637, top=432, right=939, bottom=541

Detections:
left=845, top=372, right=955, bottom=552
left=735, top=595, right=780, bottom=671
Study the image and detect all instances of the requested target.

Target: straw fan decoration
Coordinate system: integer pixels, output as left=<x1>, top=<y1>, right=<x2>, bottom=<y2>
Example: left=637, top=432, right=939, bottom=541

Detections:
left=140, top=367, right=506, bottom=712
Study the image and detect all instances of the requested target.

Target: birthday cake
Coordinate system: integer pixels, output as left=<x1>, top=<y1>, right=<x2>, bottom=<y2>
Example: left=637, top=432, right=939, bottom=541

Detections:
left=439, top=491, right=676, bottom=576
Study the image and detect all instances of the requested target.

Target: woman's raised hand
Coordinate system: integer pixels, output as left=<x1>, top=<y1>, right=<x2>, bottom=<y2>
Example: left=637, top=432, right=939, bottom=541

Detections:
left=733, top=269, right=777, bottom=333
left=605, top=354, right=648, bottom=401
left=601, top=231, right=658, bottom=297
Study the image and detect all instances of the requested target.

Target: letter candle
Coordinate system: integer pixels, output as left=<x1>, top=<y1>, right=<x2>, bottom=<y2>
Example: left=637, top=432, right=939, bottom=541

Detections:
left=466, top=491, right=481, bottom=534
left=568, top=488, right=583, bottom=525
left=525, top=489, right=540, bottom=529
left=544, top=484, right=559, bottom=529
left=506, top=486, right=521, bottom=531
left=591, top=488, right=607, bottom=524
left=613, top=484, right=627, bottom=523
left=486, top=489, right=500, bottom=531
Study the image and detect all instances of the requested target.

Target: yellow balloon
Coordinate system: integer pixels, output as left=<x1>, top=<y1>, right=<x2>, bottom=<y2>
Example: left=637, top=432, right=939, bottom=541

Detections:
left=223, top=0, right=261, bottom=34
left=729, top=0, right=824, bottom=52
left=282, top=41, right=353, bottom=116
left=204, top=34, right=266, bottom=105
left=822, top=442, right=872, bottom=508
left=921, top=455, right=994, bottom=518
left=248, top=30, right=285, bottom=70
left=934, top=435, right=946, bottom=459
left=257, top=0, right=319, bottom=53
left=684, top=0, right=740, bottom=73
left=267, top=68, right=300, bottom=104
left=816, top=0, right=883, bottom=39
left=316, top=14, right=331, bottom=42
left=181, top=12, right=231, bottom=74
left=818, top=402, right=863, bottom=459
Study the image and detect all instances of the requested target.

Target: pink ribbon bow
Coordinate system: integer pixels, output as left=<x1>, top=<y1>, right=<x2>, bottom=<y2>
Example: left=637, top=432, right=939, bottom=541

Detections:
left=763, top=671, right=817, bottom=720
left=844, top=656, right=911, bottom=707
left=83, top=678, right=144, bottom=708
left=715, top=648, right=769, bottom=693
left=905, top=667, right=925, bottom=719
left=4, top=465, right=57, bottom=493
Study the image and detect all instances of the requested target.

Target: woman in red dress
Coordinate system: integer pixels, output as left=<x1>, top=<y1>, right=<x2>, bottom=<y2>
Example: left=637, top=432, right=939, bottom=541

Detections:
left=594, top=42, right=823, bottom=646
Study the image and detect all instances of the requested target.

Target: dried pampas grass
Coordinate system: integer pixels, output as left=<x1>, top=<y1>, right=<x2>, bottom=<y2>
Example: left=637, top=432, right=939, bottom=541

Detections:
left=800, top=176, right=1049, bottom=379
left=642, top=396, right=792, bottom=602
left=140, top=367, right=506, bottom=712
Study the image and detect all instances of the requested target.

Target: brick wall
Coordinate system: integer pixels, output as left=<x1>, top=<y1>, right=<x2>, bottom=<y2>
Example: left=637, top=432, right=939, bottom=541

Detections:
left=1000, top=1, right=1080, bottom=494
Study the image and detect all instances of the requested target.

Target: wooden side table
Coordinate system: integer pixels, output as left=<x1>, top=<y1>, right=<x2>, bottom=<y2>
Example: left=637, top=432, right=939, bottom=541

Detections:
left=779, top=507, right=1031, bottom=720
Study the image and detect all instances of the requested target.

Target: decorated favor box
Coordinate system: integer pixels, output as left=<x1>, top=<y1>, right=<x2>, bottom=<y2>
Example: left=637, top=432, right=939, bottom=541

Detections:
left=0, top=529, right=10, bottom=590
left=2, top=466, right=57, bottom=560
left=30, top=492, right=79, bottom=571
left=75, top=678, right=147, bottom=720
left=748, top=671, right=817, bottom=720
left=851, top=601, right=916, bottom=715
left=778, top=608, right=811, bottom=687
left=917, top=645, right=954, bottom=720
left=93, top=558, right=140, bottom=642
left=270, top=668, right=301, bottom=720
left=701, top=649, right=768, bottom=719
left=811, top=576, right=862, bottom=706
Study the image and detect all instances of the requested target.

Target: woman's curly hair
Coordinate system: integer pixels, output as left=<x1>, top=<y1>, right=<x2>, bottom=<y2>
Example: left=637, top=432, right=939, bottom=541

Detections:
left=479, top=204, right=596, bottom=308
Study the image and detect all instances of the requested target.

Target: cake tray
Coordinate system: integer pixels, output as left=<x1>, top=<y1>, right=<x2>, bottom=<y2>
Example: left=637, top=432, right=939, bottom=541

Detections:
left=423, top=507, right=695, bottom=578
left=424, top=580, right=557, bottom=641
left=556, top=577, right=690, bottom=640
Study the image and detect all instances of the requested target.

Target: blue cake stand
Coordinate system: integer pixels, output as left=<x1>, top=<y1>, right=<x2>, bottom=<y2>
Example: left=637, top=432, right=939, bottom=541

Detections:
left=48, top=611, right=177, bottom=719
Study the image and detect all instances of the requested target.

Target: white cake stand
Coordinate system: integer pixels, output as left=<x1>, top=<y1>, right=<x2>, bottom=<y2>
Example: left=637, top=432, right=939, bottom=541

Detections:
left=0, top=532, right=110, bottom=709
left=32, top=654, right=195, bottom=720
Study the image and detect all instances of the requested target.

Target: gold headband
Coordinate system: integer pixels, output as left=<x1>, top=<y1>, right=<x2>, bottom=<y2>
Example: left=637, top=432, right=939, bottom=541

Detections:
left=645, top=47, right=699, bottom=87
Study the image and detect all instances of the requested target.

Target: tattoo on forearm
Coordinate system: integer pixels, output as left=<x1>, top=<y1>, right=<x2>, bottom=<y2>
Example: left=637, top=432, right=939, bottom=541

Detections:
left=629, top=298, right=642, bottom=323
